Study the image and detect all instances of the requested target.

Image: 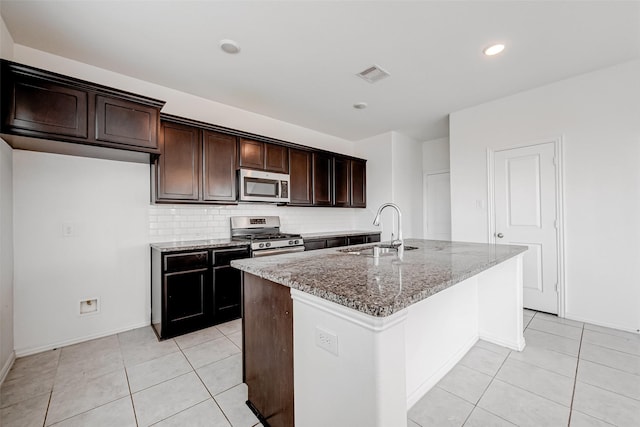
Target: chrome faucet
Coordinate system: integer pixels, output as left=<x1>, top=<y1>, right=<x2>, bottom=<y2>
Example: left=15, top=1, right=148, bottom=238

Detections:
left=372, top=203, right=404, bottom=257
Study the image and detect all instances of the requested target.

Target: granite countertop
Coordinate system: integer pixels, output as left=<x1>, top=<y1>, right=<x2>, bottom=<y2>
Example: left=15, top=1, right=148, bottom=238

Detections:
left=300, top=230, right=381, bottom=239
left=150, top=239, right=249, bottom=252
left=231, top=239, right=527, bottom=317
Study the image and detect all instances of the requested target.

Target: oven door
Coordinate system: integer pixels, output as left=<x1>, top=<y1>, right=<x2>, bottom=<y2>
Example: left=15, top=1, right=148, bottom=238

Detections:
left=252, top=246, right=305, bottom=258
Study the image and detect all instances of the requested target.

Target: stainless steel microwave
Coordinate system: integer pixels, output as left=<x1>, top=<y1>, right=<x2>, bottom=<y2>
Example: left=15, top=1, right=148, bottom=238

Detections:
left=238, top=169, right=290, bottom=203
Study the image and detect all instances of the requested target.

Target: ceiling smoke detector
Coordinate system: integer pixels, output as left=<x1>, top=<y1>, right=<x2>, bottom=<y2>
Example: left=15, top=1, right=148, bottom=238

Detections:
left=356, top=65, right=391, bottom=83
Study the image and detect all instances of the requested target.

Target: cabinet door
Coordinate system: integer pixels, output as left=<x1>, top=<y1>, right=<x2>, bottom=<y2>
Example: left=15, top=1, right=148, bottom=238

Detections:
left=95, top=95, right=158, bottom=149
left=303, top=239, right=326, bottom=251
left=333, top=157, right=351, bottom=207
left=239, top=138, right=264, bottom=170
left=265, top=143, right=289, bottom=173
left=350, top=159, right=367, bottom=208
left=347, top=235, right=366, bottom=246
left=203, top=130, right=237, bottom=202
left=289, top=149, right=313, bottom=205
left=312, top=152, right=333, bottom=206
left=164, top=268, right=210, bottom=336
left=326, top=237, right=347, bottom=248
left=366, top=233, right=381, bottom=243
left=213, top=266, right=242, bottom=322
left=6, top=77, right=88, bottom=138
left=157, top=121, right=200, bottom=201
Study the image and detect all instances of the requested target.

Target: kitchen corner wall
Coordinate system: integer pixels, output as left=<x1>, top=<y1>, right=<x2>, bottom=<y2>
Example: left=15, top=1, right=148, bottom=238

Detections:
left=450, top=60, right=640, bottom=332
left=0, top=139, right=15, bottom=380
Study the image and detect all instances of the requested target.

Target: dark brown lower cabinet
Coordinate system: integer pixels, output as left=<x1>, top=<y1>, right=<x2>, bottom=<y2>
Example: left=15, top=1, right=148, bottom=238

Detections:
left=243, top=273, right=294, bottom=427
left=151, top=245, right=249, bottom=339
left=303, top=233, right=381, bottom=251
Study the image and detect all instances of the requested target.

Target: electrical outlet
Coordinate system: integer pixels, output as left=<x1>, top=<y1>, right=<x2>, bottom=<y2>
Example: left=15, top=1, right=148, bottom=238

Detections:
left=315, top=327, right=338, bottom=355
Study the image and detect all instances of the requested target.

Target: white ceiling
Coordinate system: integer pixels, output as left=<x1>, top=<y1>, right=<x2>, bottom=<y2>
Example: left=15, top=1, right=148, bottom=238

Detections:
left=1, top=1, right=639, bottom=142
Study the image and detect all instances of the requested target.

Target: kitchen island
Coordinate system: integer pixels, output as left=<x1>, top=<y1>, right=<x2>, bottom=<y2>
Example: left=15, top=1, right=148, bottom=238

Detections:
left=231, top=239, right=527, bottom=427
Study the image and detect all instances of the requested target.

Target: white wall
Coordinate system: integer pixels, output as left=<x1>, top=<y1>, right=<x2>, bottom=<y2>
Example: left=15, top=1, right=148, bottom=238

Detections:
left=353, top=132, right=423, bottom=240
left=0, top=139, right=14, bottom=378
left=450, top=60, right=640, bottom=332
left=13, top=151, right=151, bottom=355
left=422, top=137, right=450, bottom=173
left=0, top=16, right=15, bottom=380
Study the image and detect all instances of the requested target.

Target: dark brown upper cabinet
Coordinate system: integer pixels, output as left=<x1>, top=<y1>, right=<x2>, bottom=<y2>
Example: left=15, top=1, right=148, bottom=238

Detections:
left=333, top=156, right=351, bottom=207
left=155, top=117, right=238, bottom=204
left=156, top=121, right=201, bottom=201
left=312, top=152, right=333, bottom=206
left=350, top=159, right=367, bottom=208
left=203, top=130, right=237, bottom=202
left=239, top=138, right=289, bottom=173
left=288, top=148, right=313, bottom=206
left=0, top=60, right=164, bottom=157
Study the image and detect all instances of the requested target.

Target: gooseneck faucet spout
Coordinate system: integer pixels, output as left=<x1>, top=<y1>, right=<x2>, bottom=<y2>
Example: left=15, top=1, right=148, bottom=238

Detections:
left=372, top=203, right=403, bottom=253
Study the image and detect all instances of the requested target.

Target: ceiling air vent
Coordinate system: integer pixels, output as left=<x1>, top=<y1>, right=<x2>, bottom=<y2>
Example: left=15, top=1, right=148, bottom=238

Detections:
left=356, top=64, right=391, bottom=83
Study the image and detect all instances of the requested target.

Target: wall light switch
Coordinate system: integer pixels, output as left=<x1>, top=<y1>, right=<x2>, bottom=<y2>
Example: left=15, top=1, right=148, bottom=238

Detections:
left=315, top=327, right=338, bottom=356
left=62, top=222, right=74, bottom=237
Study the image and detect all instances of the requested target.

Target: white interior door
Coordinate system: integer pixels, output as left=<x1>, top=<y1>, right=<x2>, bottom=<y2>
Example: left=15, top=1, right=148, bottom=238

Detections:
left=424, top=172, right=451, bottom=240
left=494, top=143, right=559, bottom=313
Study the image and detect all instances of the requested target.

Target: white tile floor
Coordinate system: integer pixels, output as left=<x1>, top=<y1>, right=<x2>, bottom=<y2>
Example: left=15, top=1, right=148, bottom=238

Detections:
left=0, top=318, right=260, bottom=427
left=409, top=309, right=640, bottom=427
left=1, top=311, right=639, bottom=426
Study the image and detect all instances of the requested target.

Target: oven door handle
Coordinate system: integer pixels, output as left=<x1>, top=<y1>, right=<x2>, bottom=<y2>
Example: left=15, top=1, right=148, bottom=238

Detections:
left=252, top=246, right=305, bottom=258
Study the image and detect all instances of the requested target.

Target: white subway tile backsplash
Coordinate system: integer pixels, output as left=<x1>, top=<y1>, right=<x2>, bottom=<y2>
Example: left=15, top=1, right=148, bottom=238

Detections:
left=149, top=203, right=375, bottom=243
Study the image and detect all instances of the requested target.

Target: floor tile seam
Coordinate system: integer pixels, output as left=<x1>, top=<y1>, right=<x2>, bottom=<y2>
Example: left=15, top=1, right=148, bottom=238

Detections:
left=124, top=348, right=183, bottom=370
left=524, top=342, right=579, bottom=358
left=51, top=365, right=127, bottom=393
left=123, top=363, right=140, bottom=427
left=40, top=391, right=53, bottom=427
left=175, top=334, right=226, bottom=351
left=583, top=325, right=640, bottom=340
left=567, top=322, right=585, bottom=427
left=195, top=353, right=240, bottom=372
left=578, top=357, right=640, bottom=378
left=177, top=343, right=235, bottom=427
left=474, top=341, right=512, bottom=358
left=406, top=415, right=423, bottom=427
left=468, top=346, right=512, bottom=424
left=574, top=378, right=640, bottom=404
left=44, top=393, right=130, bottom=426
left=526, top=324, right=582, bottom=341
left=146, top=396, right=211, bottom=426
left=130, top=369, right=196, bottom=397
left=570, top=408, right=617, bottom=426
left=180, top=335, right=238, bottom=356
left=464, top=404, right=517, bottom=427
left=0, top=389, right=53, bottom=410
left=433, top=384, right=479, bottom=407
left=504, top=352, right=577, bottom=380
left=530, top=316, right=584, bottom=331
left=490, top=375, right=573, bottom=409
left=581, top=341, right=640, bottom=358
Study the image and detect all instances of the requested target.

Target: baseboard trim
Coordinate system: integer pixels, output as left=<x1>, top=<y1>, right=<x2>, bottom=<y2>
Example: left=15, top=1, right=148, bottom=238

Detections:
left=564, top=312, right=639, bottom=334
left=406, top=334, right=478, bottom=409
left=0, top=351, right=16, bottom=386
left=479, top=330, right=526, bottom=351
left=14, top=320, right=151, bottom=357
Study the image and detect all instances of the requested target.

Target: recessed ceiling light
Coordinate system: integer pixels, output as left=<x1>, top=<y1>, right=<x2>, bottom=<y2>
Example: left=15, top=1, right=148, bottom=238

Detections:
left=353, top=102, right=368, bottom=110
left=483, top=44, right=505, bottom=56
left=220, top=39, right=240, bottom=54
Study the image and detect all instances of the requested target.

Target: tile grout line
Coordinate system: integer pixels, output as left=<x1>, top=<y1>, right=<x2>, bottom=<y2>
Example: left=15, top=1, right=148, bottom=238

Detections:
left=177, top=340, right=236, bottom=427
left=123, top=364, right=140, bottom=427
left=42, top=347, right=63, bottom=426
left=566, top=320, right=585, bottom=426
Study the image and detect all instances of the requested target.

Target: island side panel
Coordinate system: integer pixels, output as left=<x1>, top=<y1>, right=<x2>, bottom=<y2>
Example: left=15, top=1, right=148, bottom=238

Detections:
left=242, top=273, right=294, bottom=426
left=477, top=254, right=526, bottom=350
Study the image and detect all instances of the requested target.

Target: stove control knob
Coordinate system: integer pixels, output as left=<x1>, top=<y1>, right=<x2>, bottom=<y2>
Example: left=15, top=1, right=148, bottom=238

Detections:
left=266, top=242, right=271, bottom=248
left=259, top=243, right=264, bottom=248
left=295, top=239, right=300, bottom=245
left=288, top=240, right=293, bottom=245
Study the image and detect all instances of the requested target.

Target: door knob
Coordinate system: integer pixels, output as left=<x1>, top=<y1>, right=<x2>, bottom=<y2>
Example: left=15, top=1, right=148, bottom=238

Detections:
left=496, top=233, right=504, bottom=238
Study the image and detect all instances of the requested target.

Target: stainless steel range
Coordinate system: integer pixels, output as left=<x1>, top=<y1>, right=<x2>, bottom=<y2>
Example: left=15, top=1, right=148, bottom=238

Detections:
left=230, top=216, right=305, bottom=257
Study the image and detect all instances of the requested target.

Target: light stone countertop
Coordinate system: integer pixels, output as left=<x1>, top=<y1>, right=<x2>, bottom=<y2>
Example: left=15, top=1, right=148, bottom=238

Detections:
left=231, top=239, right=527, bottom=317
left=300, top=230, right=381, bottom=239
left=150, top=239, right=249, bottom=252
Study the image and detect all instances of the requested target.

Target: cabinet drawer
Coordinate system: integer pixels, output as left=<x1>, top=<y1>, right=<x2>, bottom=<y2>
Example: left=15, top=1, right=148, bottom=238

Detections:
left=366, top=234, right=381, bottom=243
left=164, top=251, right=209, bottom=272
left=212, top=248, right=250, bottom=267
left=326, top=237, right=348, bottom=248
left=303, top=239, right=326, bottom=251
left=347, top=235, right=366, bottom=246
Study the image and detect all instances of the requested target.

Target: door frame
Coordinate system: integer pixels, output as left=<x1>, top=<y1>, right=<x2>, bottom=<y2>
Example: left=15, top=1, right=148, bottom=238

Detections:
left=486, top=137, right=567, bottom=317
left=422, top=169, right=450, bottom=239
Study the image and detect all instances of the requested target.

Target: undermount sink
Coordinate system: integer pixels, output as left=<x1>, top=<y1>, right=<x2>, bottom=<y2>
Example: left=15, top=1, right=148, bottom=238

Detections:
left=339, top=244, right=418, bottom=257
